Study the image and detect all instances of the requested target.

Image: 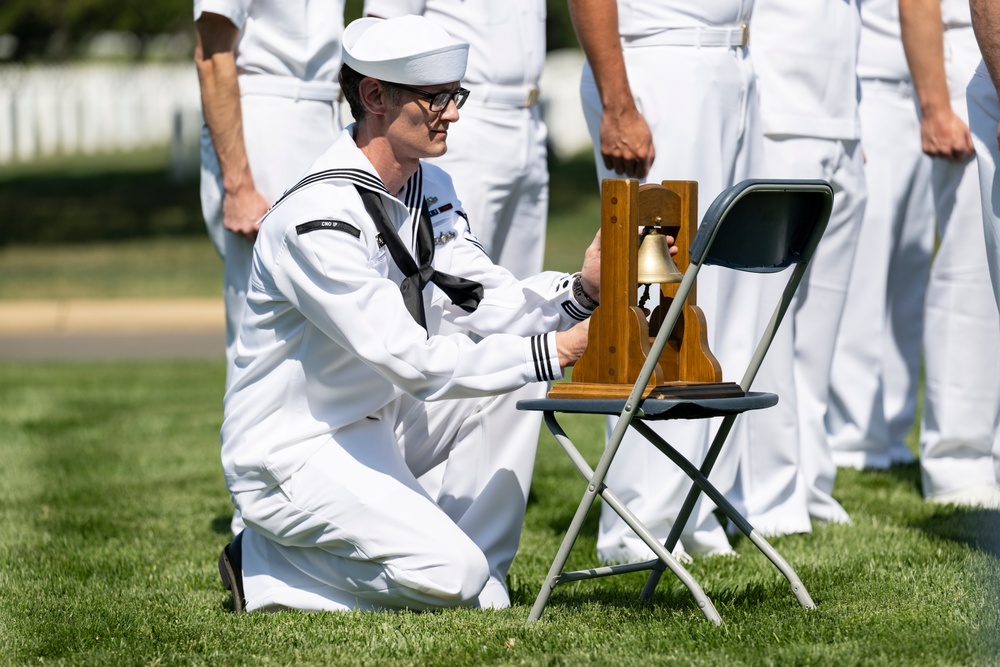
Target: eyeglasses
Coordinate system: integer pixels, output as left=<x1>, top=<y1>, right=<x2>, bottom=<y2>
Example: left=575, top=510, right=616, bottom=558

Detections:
left=389, top=83, right=470, bottom=112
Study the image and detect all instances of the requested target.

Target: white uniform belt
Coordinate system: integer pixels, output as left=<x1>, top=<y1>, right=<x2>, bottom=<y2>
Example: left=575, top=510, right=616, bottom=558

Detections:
left=622, top=24, right=749, bottom=49
left=238, top=74, right=341, bottom=102
left=467, top=82, right=540, bottom=108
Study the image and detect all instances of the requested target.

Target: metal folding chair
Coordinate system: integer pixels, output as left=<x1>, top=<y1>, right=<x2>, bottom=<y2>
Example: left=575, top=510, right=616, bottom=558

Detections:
left=520, top=179, right=834, bottom=624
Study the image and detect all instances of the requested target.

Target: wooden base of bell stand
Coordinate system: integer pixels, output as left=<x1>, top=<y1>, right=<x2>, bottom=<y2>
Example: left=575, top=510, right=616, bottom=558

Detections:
left=547, top=381, right=745, bottom=400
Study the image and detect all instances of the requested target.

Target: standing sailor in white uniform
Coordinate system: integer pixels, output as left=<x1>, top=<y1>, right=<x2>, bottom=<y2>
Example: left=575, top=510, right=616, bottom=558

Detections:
left=729, top=0, right=866, bottom=535
left=569, top=0, right=762, bottom=561
left=826, top=0, right=935, bottom=471
left=195, top=0, right=346, bottom=382
left=900, top=0, right=1000, bottom=509
left=216, top=15, right=616, bottom=613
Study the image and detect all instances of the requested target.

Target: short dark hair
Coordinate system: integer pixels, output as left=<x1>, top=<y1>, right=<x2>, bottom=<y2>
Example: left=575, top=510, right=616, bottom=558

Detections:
left=339, top=64, right=400, bottom=124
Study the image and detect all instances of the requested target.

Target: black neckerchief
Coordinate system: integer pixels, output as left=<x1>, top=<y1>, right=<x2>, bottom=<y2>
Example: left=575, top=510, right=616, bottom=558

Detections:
left=356, top=186, right=483, bottom=331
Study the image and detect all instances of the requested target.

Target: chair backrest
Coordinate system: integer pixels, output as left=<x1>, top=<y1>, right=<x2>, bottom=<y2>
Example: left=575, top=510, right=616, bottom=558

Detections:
left=689, top=179, right=833, bottom=272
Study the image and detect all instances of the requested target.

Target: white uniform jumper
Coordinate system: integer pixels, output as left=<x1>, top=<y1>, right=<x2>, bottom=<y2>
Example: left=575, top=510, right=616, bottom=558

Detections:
left=223, top=128, right=594, bottom=612
left=826, top=0, right=935, bottom=470
left=583, top=0, right=762, bottom=561
left=731, top=0, right=866, bottom=533
left=920, top=2, right=1000, bottom=501
left=197, top=0, right=345, bottom=377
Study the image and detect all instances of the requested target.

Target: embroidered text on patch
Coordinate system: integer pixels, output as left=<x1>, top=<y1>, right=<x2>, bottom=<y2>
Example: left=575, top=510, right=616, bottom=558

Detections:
left=296, top=219, right=361, bottom=238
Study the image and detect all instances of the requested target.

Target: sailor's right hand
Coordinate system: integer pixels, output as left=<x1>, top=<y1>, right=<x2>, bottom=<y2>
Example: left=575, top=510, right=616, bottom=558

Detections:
left=555, top=319, right=591, bottom=369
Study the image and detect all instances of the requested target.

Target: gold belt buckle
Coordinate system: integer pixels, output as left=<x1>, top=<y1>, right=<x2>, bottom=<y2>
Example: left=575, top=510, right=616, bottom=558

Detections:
left=525, top=88, right=540, bottom=107
left=740, top=23, right=749, bottom=48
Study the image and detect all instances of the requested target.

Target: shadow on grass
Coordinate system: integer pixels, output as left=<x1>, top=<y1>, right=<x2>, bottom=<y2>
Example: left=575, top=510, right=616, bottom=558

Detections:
left=211, top=513, right=233, bottom=536
left=913, top=508, right=1000, bottom=559
left=880, top=461, right=923, bottom=496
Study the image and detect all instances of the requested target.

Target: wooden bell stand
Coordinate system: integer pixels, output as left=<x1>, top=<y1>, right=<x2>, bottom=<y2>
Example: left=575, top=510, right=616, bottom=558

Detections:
left=548, top=178, right=742, bottom=400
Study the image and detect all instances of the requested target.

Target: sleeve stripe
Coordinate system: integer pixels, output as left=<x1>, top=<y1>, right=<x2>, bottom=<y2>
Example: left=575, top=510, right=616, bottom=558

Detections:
left=531, top=334, right=555, bottom=382
left=561, top=300, right=590, bottom=321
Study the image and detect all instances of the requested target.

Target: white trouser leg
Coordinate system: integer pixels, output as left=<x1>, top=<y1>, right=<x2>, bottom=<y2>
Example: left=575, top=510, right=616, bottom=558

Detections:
left=921, top=33, right=1000, bottom=498
left=921, top=151, right=1000, bottom=496
left=968, top=64, right=1000, bottom=324
left=828, top=80, right=934, bottom=469
left=793, top=138, right=867, bottom=521
left=968, top=67, right=1000, bottom=488
left=736, top=135, right=866, bottom=529
left=727, top=270, right=811, bottom=537
left=398, top=384, right=545, bottom=608
left=234, top=388, right=539, bottom=612
left=235, top=415, right=489, bottom=613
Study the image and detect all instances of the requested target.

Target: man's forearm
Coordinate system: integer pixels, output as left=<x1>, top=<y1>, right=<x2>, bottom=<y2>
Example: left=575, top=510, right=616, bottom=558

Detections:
left=194, top=15, right=254, bottom=196
left=567, top=0, right=633, bottom=113
left=899, top=0, right=951, bottom=117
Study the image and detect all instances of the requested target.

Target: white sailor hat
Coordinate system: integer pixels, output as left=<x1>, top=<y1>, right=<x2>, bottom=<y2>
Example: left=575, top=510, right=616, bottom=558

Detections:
left=343, top=16, right=469, bottom=86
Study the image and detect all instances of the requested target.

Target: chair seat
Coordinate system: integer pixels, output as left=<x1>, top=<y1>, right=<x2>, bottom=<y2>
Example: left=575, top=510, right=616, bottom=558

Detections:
left=517, top=391, right=777, bottom=421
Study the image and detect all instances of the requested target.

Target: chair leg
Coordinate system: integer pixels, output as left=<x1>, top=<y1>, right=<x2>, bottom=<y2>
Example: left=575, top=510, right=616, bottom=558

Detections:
left=599, top=486, right=722, bottom=625
left=529, top=412, right=722, bottom=625
left=630, top=420, right=815, bottom=609
left=527, top=473, right=599, bottom=621
left=746, top=531, right=815, bottom=609
left=638, top=416, right=738, bottom=599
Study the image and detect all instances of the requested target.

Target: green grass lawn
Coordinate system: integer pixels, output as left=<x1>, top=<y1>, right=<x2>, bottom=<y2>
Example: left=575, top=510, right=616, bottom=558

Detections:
left=0, top=360, right=998, bottom=665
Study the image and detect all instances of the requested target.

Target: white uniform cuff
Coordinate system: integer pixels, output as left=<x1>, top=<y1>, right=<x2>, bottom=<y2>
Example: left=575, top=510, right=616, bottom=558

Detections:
left=526, top=333, right=562, bottom=383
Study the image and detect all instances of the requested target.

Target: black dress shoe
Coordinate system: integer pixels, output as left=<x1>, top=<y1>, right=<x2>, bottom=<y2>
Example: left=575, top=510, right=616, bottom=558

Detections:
left=218, top=530, right=246, bottom=613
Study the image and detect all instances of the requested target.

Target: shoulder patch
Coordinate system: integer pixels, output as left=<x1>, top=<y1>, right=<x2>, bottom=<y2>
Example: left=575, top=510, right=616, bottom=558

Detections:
left=295, top=219, right=361, bottom=238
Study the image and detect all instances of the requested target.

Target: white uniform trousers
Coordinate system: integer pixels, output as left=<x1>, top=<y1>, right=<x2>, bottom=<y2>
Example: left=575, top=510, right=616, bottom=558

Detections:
left=581, top=42, right=763, bottom=560
left=827, top=79, right=935, bottom=470
left=200, top=93, right=342, bottom=381
left=920, top=28, right=1000, bottom=499
left=428, top=100, right=548, bottom=280
left=969, top=63, right=1000, bottom=321
left=730, top=135, right=867, bottom=533
left=232, top=386, right=542, bottom=613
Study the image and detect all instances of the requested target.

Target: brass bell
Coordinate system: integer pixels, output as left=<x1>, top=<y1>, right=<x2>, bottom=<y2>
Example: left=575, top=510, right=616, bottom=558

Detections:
left=637, top=229, right=683, bottom=284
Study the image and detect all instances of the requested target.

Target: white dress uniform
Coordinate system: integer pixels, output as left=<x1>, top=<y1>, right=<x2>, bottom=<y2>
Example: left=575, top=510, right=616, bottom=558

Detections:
left=826, top=0, right=934, bottom=470
left=224, top=127, right=596, bottom=612
left=196, top=0, right=345, bottom=376
left=582, top=1, right=762, bottom=561
left=730, top=0, right=866, bottom=532
left=919, top=2, right=1000, bottom=502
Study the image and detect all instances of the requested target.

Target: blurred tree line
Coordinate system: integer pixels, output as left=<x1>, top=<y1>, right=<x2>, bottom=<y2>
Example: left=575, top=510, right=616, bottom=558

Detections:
left=0, top=0, right=580, bottom=62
